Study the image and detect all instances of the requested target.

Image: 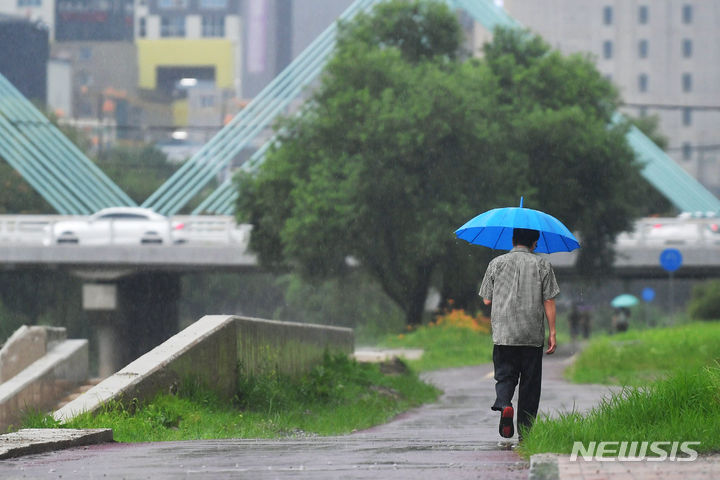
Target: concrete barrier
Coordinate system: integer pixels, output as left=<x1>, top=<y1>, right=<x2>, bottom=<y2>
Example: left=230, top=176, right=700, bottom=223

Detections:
left=55, top=315, right=354, bottom=423
left=0, top=326, right=67, bottom=383
left=0, top=339, right=88, bottom=432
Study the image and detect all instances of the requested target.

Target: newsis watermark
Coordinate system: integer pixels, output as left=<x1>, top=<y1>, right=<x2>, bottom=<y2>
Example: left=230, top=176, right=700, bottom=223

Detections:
left=570, top=441, right=701, bottom=462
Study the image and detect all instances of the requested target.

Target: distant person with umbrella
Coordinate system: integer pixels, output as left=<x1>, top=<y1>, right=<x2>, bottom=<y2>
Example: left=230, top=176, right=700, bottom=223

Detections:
left=455, top=198, right=579, bottom=442
left=569, top=303, right=582, bottom=340
left=612, top=307, right=630, bottom=333
left=610, top=294, right=638, bottom=333
left=569, top=302, right=592, bottom=340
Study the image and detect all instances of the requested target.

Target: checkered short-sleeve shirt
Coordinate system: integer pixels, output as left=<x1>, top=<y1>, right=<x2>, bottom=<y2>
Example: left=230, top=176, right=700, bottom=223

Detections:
left=479, top=246, right=560, bottom=347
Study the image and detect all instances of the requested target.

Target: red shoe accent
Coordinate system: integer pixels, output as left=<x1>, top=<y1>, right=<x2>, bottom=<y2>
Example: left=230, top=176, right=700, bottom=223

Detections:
left=500, top=406, right=514, bottom=438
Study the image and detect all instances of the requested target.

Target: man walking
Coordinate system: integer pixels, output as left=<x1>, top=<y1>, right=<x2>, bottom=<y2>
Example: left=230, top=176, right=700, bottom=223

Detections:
left=479, top=228, right=559, bottom=441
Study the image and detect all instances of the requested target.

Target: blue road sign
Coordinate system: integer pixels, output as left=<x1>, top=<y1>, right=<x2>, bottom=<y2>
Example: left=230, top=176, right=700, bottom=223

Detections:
left=642, top=287, right=656, bottom=302
left=660, top=248, right=683, bottom=272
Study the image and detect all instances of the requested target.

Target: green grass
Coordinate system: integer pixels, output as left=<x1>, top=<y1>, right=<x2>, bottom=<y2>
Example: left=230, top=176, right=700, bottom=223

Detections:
left=22, top=354, right=440, bottom=442
left=518, top=364, right=720, bottom=458
left=520, top=321, right=720, bottom=458
left=381, top=325, right=495, bottom=372
left=566, top=322, right=720, bottom=385
left=380, top=320, right=571, bottom=372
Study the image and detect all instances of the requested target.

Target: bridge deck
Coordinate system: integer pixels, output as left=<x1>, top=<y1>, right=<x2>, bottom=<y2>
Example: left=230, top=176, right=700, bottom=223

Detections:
left=0, top=245, right=257, bottom=274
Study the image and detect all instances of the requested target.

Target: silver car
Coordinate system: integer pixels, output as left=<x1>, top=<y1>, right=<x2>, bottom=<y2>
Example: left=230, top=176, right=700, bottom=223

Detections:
left=45, top=207, right=187, bottom=245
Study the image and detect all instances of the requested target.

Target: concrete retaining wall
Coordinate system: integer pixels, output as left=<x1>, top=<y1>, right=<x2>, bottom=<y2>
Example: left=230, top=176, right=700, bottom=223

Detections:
left=0, top=326, right=67, bottom=383
left=237, top=317, right=355, bottom=376
left=55, top=315, right=354, bottom=423
left=0, top=340, right=88, bottom=431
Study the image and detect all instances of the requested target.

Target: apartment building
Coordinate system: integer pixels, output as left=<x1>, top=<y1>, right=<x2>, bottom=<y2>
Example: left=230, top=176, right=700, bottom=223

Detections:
left=498, top=0, right=720, bottom=194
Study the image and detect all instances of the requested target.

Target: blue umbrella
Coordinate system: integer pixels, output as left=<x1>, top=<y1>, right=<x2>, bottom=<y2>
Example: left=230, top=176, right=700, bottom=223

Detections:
left=454, top=198, right=580, bottom=254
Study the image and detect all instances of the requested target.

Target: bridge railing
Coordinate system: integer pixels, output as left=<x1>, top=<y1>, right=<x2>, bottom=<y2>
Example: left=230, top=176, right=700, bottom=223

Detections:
left=615, top=217, right=720, bottom=248
left=173, top=215, right=252, bottom=248
left=0, top=215, right=252, bottom=248
left=0, top=215, right=74, bottom=245
left=3, top=214, right=717, bottom=251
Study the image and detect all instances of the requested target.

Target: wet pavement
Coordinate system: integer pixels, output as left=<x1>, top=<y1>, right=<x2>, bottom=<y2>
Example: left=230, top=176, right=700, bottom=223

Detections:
left=0, top=347, right=614, bottom=479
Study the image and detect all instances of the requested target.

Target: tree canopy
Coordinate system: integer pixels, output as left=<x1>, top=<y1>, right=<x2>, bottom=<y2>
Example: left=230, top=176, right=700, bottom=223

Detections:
left=236, top=0, right=657, bottom=326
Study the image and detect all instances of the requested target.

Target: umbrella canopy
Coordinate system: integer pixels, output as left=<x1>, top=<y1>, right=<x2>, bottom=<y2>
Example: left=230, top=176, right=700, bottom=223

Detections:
left=611, top=294, right=639, bottom=308
left=454, top=198, right=580, bottom=254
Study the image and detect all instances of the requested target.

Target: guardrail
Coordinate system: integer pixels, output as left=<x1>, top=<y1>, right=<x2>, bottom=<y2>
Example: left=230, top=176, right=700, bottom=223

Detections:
left=0, top=215, right=252, bottom=249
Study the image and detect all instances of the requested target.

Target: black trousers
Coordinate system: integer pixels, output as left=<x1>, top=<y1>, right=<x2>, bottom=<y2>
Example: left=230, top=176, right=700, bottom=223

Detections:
left=491, top=344, right=543, bottom=435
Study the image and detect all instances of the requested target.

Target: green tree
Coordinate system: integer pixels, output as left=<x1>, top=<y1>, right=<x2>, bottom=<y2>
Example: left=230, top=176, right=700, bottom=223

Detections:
left=336, top=0, right=463, bottom=62
left=97, top=145, right=179, bottom=205
left=480, top=27, right=651, bottom=276
left=688, top=280, right=720, bottom=321
left=236, top=1, right=656, bottom=326
left=0, top=162, right=54, bottom=213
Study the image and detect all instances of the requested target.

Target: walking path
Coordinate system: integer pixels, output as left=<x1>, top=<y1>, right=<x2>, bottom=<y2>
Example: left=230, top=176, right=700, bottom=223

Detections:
left=0, top=346, right=717, bottom=479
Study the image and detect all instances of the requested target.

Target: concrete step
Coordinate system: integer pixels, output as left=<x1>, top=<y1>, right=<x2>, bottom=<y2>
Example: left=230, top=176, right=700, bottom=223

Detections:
left=54, top=378, right=103, bottom=412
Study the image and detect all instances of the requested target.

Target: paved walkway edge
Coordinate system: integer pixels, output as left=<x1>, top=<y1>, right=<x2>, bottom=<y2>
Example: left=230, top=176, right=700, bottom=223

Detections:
left=0, top=428, right=113, bottom=460
left=529, top=453, right=560, bottom=480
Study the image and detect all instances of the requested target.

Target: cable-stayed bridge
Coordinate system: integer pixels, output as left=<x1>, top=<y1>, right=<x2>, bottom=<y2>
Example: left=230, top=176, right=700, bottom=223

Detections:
left=0, top=0, right=718, bottom=218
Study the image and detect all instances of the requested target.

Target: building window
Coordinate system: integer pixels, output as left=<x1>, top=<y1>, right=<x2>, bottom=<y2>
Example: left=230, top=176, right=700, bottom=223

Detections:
left=161, top=16, right=186, bottom=37
left=17, top=0, right=41, bottom=6
left=682, top=4, right=693, bottom=24
left=139, top=17, right=146, bottom=38
left=79, top=47, right=92, bottom=60
left=603, top=6, right=613, bottom=25
left=682, top=39, right=693, bottom=58
left=78, top=71, right=93, bottom=87
left=682, top=73, right=692, bottom=92
left=638, top=74, right=648, bottom=92
left=158, top=0, right=188, bottom=9
left=199, top=95, right=215, bottom=108
left=603, top=40, right=613, bottom=59
left=639, top=5, right=649, bottom=24
left=202, top=15, right=225, bottom=37
left=638, top=39, right=648, bottom=58
left=682, top=108, right=692, bottom=126
left=682, top=142, right=692, bottom=160
left=200, top=0, right=228, bottom=9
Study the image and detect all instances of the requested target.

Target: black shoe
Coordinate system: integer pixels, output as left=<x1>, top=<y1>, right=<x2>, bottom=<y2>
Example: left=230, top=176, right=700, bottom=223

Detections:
left=499, top=406, right=514, bottom=438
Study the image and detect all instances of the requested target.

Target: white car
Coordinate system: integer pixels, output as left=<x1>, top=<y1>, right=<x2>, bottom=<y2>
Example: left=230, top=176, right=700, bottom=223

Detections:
left=45, top=207, right=187, bottom=245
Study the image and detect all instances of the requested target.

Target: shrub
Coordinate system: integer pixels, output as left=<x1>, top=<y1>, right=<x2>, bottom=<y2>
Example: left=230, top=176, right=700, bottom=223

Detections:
left=432, top=307, right=490, bottom=333
left=688, top=280, right=720, bottom=320
left=383, top=307, right=493, bottom=371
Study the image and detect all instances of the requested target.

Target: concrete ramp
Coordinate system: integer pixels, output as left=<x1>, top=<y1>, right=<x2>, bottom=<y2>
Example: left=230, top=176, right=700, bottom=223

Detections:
left=55, top=315, right=353, bottom=423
